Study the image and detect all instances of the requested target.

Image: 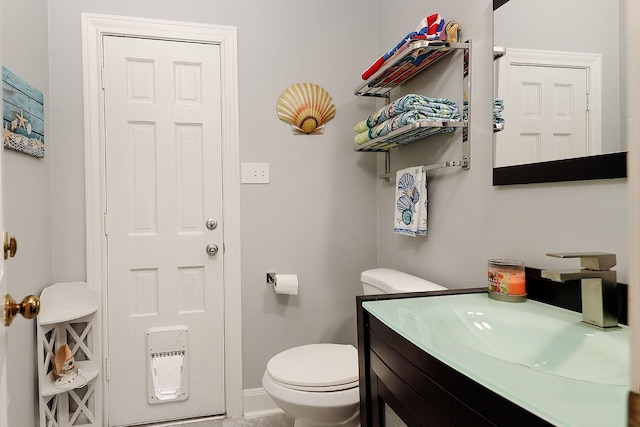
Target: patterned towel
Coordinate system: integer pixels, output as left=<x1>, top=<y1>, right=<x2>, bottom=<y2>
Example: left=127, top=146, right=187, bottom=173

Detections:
left=463, top=98, right=504, bottom=125
left=354, top=95, right=459, bottom=133
left=394, top=166, right=428, bottom=237
left=375, top=48, right=448, bottom=87
left=493, top=98, right=505, bottom=125
left=362, top=14, right=446, bottom=80
left=355, top=109, right=457, bottom=145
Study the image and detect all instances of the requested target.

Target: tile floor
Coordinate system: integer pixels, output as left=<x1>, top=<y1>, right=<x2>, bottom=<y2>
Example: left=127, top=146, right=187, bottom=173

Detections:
left=142, top=412, right=294, bottom=427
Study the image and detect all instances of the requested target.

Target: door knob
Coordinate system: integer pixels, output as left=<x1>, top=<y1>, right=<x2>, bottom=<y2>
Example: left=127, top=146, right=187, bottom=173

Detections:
left=4, top=293, right=40, bottom=326
left=206, top=218, right=218, bottom=230
left=206, top=244, right=219, bottom=256
left=4, top=232, right=17, bottom=259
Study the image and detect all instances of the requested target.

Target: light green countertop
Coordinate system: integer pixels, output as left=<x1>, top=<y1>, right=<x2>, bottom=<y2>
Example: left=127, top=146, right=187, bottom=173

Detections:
left=363, top=293, right=629, bottom=426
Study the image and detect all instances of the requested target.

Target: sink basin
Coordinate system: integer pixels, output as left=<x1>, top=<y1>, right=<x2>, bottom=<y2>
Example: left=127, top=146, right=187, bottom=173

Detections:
left=363, top=292, right=630, bottom=427
left=423, top=298, right=629, bottom=385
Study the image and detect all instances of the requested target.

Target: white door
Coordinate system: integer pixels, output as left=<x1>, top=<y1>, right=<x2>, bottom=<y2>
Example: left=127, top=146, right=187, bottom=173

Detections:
left=103, top=36, right=225, bottom=426
left=495, top=64, right=588, bottom=167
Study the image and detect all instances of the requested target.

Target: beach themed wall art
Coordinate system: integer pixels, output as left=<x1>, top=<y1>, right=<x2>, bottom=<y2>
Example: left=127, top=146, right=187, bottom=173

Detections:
left=276, top=82, right=335, bottom=135
left=2, top=66, right=45, bottom=158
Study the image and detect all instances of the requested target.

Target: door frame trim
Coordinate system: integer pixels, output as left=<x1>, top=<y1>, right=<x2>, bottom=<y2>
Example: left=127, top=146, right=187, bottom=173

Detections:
left=81, top=13, right=243, bottom=421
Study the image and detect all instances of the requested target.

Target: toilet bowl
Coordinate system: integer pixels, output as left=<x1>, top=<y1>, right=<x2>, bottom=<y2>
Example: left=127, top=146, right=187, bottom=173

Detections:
left=262, top=344, right=359, bottom=427
left=262, top=269, right=447, bottom=426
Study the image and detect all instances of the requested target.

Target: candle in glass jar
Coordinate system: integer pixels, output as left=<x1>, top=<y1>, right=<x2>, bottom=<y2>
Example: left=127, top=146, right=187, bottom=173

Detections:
left=488, top=259, right=526, bottom=296
left=507, top=272, right=526, bottom=295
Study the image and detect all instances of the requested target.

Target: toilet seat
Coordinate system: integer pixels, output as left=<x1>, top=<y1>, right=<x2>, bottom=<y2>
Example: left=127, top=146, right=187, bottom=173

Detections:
left=266, top=344, right=358, bottom=392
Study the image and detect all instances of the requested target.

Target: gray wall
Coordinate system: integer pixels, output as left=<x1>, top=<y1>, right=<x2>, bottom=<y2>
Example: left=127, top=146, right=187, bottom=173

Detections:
left=4, top=0, right=628, bottom=424
left=1, top=0, right=52, bottom=425
left=375, top=2, right=628, bottom=289
left=494, top=0, right=623, bottom=153
left=47, top=0, right=379, bottom=394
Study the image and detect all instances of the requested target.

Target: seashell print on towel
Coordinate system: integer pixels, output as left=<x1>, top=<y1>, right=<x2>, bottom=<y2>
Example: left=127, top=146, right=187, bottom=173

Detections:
left=397, top=172, right=420, bottom=225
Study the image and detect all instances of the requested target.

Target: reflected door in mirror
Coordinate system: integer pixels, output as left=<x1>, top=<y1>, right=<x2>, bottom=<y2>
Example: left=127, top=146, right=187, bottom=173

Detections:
left=492, top=0, right=626, bottom=184
left=495, top=48, right=601, bottom=167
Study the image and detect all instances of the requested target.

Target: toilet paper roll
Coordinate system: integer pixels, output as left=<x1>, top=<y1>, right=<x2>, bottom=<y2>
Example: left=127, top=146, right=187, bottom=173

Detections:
left=273, top=274, right=299, bottom=295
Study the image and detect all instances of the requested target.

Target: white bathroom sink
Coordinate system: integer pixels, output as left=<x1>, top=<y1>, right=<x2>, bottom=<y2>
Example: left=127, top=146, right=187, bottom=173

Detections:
left=422, top=298, right=629, bottom=385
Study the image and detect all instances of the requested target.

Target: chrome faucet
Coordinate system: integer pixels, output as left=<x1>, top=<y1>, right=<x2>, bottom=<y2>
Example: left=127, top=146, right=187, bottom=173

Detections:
left=541, top=252, right=619, bottom=330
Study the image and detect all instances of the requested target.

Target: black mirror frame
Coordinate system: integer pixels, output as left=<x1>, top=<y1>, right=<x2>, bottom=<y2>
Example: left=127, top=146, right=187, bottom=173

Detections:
left=492, top=0, right=627, bottom=185
left=493, top=152, right=627, bottom=185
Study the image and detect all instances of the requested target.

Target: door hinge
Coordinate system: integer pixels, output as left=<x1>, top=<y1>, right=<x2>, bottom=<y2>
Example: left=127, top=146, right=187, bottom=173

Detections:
left=103, top=213, right=109, bottom=236
left=101, top=66, right=105, bottom=90
left=105, top=357, right=110, bottom=381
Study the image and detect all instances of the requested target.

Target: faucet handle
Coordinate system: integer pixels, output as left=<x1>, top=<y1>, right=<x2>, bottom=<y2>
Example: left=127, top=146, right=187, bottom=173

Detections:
left=546, top=252, right=616, bottom=271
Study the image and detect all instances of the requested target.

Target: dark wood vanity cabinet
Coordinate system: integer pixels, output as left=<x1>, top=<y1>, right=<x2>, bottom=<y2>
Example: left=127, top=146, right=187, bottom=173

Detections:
left=356, top=289, right=552, bottom=427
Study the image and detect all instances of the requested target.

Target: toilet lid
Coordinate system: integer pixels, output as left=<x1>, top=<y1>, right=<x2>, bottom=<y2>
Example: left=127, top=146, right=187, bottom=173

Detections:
left=267, top=344, right=358, bottom=390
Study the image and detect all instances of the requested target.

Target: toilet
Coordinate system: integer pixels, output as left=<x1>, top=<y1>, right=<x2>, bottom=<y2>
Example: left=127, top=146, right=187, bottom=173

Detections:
left=262, top=268, right=447, bottom=427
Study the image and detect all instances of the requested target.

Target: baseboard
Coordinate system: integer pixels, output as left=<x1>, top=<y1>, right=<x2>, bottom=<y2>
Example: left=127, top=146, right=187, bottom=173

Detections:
left=242, top=388, right=282, bottom=418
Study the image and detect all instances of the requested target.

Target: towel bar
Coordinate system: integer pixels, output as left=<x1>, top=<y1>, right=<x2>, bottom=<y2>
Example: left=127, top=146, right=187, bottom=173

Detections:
left=380, top=159, right=467, bottom=182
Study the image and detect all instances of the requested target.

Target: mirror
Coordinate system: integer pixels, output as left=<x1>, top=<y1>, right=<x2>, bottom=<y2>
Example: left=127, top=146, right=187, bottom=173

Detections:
left=492, top=0, right=627, bottom=185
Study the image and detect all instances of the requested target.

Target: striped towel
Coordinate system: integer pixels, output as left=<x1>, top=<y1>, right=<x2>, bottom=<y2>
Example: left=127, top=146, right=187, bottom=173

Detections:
left=361, top=14, right=446, bottom=80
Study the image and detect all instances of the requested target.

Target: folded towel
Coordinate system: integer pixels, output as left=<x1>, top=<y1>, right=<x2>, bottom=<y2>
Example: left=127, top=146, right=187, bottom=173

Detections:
left=355, top=109, right=458, bottom=145
left=394, top=166, right=428, bottom=236
left=354, top=94, right=460, bottom=133
left=362, top=13, right=446, bottom=80
left=445, top=21, right=462, bottom=43
left=461, top=98, right=503, bottom=124
left=416, top=14, right=446, bottom=38
left=376, top=48, right=448, bottom=86
left=492, top=98, right=505, bottom=126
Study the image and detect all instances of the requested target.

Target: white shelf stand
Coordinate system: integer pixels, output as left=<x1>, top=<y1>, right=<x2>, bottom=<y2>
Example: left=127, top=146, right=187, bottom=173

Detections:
left=37, top=282, right=101, bottom=427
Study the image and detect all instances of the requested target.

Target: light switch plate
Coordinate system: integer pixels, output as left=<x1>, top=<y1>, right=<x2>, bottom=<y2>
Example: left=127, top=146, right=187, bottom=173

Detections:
left=241, top=163, right=270, bottom=184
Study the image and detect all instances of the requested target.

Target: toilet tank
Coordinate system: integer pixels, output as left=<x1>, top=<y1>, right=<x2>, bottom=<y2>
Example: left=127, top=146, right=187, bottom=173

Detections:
left=361, top=268, right=447, bottom=295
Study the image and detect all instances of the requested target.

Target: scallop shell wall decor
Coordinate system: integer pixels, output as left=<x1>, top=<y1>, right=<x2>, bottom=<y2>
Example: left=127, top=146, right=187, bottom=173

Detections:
left=276, top=82, right=336, bottom=135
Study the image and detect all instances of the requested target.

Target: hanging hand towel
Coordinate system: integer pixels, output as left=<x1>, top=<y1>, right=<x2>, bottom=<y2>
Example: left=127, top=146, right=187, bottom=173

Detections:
left=394, top=166, right=428, bottom=236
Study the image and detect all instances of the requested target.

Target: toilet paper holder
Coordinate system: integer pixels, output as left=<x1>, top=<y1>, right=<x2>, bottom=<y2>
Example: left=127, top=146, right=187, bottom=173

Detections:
left=266, top=272, right=299, bottom=295
left=266, top=272, right=276, bottom=285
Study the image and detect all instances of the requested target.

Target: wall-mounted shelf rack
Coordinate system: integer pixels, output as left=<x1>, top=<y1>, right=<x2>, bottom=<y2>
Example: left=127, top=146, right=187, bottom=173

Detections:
left=354, top=120, right=466, bottom=152
left=354, top=40, right=470, bottom=99
left=353, top=39, right=470, bottom=180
